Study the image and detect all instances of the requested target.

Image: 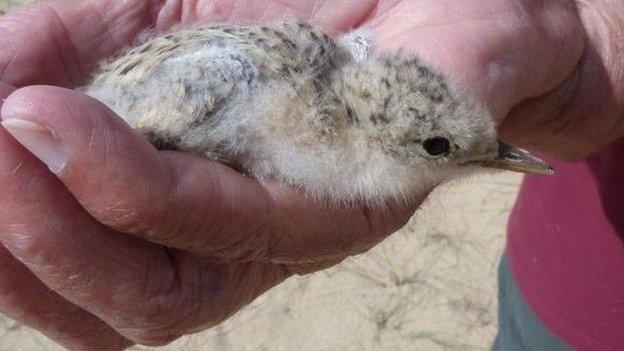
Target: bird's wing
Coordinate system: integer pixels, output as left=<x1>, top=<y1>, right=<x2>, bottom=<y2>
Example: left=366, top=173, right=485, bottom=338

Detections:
left=85, top=31, right=259, bottom=149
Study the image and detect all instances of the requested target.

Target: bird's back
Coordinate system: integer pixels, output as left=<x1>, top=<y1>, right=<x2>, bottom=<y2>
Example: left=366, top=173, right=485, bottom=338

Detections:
left=85, top=21, right=339, bottom=147
left=83, top=21, right=392, bottom=201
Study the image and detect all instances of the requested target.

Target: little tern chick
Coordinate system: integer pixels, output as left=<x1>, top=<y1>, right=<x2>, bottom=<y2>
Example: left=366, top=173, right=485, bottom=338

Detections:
left=84, top=20, right=552, bottom=203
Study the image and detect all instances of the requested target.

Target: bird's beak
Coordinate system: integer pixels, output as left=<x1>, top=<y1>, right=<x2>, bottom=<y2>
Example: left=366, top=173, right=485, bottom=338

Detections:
left=480, top=142, right=555, bottom=175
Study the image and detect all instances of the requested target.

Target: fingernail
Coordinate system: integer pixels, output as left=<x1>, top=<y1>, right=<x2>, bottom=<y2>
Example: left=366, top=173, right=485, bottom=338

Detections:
left=1, top=119, right=67, bottom=173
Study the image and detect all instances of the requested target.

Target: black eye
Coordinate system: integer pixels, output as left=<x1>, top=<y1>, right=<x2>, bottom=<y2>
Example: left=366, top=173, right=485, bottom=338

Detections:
left=423, top=137, right=451, bottom=156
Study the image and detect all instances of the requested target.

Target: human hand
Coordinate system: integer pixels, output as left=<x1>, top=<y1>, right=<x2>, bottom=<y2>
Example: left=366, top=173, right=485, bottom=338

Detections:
left=0, top=2, right=423, bottom=349
left=366, top=0, right=624, bottom=161
left=0, top=1, right=621, bottom=350
left=365, top=0, right=622, bottom=160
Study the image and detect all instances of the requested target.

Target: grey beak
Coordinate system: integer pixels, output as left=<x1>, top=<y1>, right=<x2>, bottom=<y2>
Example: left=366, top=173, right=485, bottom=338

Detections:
left=481, top=142, right=555, bottom=175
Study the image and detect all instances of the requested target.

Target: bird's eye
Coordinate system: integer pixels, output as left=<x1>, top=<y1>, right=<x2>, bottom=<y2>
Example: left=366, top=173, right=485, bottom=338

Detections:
left=422, top=137, right=451, bottom=156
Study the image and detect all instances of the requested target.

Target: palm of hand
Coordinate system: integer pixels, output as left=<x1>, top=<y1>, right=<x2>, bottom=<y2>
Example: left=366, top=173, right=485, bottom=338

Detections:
left=0, top=0, right=619, bottom=350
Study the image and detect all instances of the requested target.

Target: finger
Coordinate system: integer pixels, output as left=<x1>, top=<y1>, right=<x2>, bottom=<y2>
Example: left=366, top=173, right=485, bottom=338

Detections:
left=0, top=92, right=289, bottom=345
left=500, top=1, right=624, bottom=161
left=0, top=0, right=372, bottom=87
left=0, top=112, right=206, bottom=345
left=0, top=0, right=164, bottom=87
left=0, top=81, right=13, bottom=100
left=365, top=0, right=585, bottom=121
left=0, top=82, right=132, bottom=350
left=1, top=85, right=417, bottom=263
left=156, top=0, right=376, bottom=33
left=0, top=247, right=133, bottom=351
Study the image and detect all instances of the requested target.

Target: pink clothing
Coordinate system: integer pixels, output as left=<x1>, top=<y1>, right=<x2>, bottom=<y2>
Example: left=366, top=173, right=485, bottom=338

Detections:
left=507, top=138, right=624, bottom=351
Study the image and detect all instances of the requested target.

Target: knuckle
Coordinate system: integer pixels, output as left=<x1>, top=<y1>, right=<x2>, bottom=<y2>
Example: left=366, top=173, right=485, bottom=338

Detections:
left=120, top=298, right=199, bottom=346
left=93, top=194, right=168, bottom=236
left=89, top=166, right=177, bottom=237
left=123, top=325, right=184, bottom=346
left=2, top=230, right=50, bottom=264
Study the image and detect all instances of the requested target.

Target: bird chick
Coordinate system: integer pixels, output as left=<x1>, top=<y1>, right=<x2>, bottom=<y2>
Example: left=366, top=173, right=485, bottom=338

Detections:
left=84, top=20, right=552, bottom=204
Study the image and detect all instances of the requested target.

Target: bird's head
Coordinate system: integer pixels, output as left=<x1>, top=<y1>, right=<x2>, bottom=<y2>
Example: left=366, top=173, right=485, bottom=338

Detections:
left=336, top=52, right=553, bottom=182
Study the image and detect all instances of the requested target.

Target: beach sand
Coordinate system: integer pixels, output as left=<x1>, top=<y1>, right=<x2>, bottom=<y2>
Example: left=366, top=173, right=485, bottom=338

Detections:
left=0, top=2, right=522, bottom=349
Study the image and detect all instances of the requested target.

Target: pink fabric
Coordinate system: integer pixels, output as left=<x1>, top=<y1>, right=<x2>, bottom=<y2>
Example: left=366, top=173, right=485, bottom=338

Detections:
left=507, top=138, right=624, bottom=351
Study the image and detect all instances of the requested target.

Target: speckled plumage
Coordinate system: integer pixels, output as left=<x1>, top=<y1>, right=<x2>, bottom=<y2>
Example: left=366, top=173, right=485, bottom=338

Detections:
left=84, top=20, right=505, bottom=203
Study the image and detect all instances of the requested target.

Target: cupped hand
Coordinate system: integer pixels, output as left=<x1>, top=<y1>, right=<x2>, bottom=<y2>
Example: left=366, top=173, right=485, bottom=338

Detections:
left=0, top=0, right=621, bottom=350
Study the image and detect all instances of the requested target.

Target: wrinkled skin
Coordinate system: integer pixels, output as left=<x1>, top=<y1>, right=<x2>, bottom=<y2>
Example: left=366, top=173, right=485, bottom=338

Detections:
left=0, top=0, right=622, bottom=349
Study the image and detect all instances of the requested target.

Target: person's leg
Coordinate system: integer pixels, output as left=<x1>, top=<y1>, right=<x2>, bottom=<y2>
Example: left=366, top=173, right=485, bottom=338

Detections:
left=491, top=254, right=576, bottom=351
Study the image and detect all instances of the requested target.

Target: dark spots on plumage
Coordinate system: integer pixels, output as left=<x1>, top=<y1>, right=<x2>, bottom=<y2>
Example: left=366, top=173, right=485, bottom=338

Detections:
left=383, top=95, right=392, bottom=110
left=298, top=21, right=312, bottom=30
left=448, top=100, right=459, bottom=111
left=288, top=79, right=299, bottom=90
left=370, top=113, right=389, bottom=125
left=281, top=37, right=297, bottom=50
left=187, top=99, right=226, bottom=129
left=163, top=34, right=180, bottom=43
left=318, top=45, right=326, bottom=56
left=166, top=43, right=180, bottom=51
left=383, top=56, right=397, bottom=67
left=261, top=26, right=271, bottom=33
left=325, top=58, right=336, bottom=71
left=361, top=90, right=371, bottom=99
left=431, top=93, right=444, bottom=102
left=143, top=131, right=179, bottom=151
left=255, top=37, right=267, bottom=45
left=155, top=43, right=180, bottom=54
left=279, top=63, right=291, bottom=76
left=222, top=28, right=233, bottom=34
left=319, top=112, right=332, bottom=124
left=420, top=84, right=445, bottom=102
left=417, top=65, right=433, bottom=78
left=119, top=59, right=141, bottom=75
left=401, top=58, right=420, bottom=68
left=309, top=31, right=319, bottom=41
left=312, top=79, right=324, bottom=91
left=139, top=44, right=153, bottom=53
left=386, top=147, right=402, bottom=158
left=381, top=77, right=391, bottom=89
left=274, top=31, right=286, bottom=40
left=410, top=108, right=427, bottom=120
left=286, top=38, right=298, bottom=49
left=228, top=54, right=256, bottom=84
left=345, top=105, right=356, bottom=122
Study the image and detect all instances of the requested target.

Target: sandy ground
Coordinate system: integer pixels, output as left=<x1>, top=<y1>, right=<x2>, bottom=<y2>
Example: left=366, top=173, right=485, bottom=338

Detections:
left=0, top=1, right=523, bottom=350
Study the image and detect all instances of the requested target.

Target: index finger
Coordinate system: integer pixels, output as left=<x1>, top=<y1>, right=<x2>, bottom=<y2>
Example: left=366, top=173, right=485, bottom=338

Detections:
left=0, top=0, right=162, bottom=87
left=0, top=0, right=374, bottom=88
